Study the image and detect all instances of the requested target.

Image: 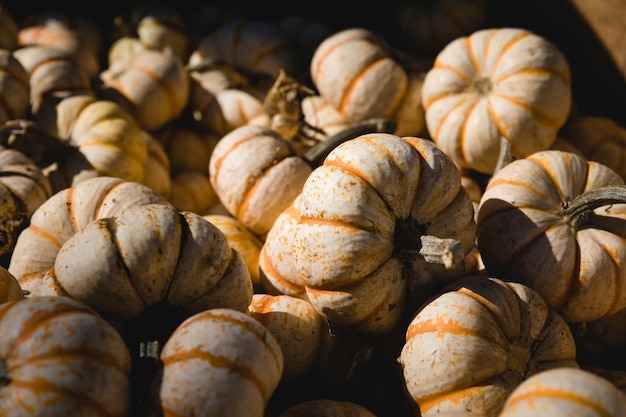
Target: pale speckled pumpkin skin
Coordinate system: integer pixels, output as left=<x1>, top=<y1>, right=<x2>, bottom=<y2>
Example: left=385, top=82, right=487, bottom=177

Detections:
left=8, top=176, right=170, bottom=294
left=0, top=296, right=132, bottom=417
left=40, top=203, right=253, bottom=322
left=400, top=275, right=578, bottom=417
left=209, top=124, right=312, bottom=238
left=422, top=27, right=572, bottom=174
left=149, top=308, right=283, bottom=417
left=477, top=150, right=626, bottom=323
left=293, top=133, right=477, bottom=335
left=498, top=367, right=626, bottom=417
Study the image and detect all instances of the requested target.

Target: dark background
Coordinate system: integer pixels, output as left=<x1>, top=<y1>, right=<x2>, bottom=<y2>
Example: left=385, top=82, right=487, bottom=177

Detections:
left=5, top=0, right=626, bottom=126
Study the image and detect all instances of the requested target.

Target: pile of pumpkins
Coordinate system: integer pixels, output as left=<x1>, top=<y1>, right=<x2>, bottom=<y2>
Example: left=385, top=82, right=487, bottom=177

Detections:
left=1, top=1, right=626, bottom=416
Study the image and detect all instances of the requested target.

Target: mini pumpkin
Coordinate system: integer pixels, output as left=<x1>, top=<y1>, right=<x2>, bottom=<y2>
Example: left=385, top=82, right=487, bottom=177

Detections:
left=422, top=27, right=572, bottom=174
left=0, top=296, right=132, bottom=417
left=498, top=367, right=626, bottom=417
left=0, top=49, right=30, bottom=125
left=400, top=275, right=578, bottom=416
left=146, top=308, right=283, bottom=417
left=293, top=133, right=477, bottom=334
left=476, top=149, right=626, bottom=323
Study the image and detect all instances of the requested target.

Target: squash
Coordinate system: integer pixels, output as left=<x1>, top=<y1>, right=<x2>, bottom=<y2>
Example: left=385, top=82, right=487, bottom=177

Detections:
left=146, top=308, right=283, bottom=417
left=293, top=133, right=477, bottom=335
left=8, top=176, right=170, bottom=295
left=310, top=27, right=427, bottom=136
left=476, top=149, right=626, bottom=323
left=0, top=146, right=52, bottom=258
left=400, top=275, right=578, bottom=416
left=168, top=171, right=220, bottom=214
left=560, top=115, right=626, bottom=179
left=99, top=48, right=189, bottom=132
left=277, top=399, right=378, bottom=417
left=0, top=296, right=132, bottom=417
left=17, top=11, right=101, bottom=77
left=0, top=49, right=29, bottom=125
left=188, top=17, right=299, bottom=81
left=209, top=124, right=313, bottom=238
left=12, top=43, right=92, bottom=115
left=248, top=293, right=368, bottom=399
left=422, top=27, right=572, bottom=174
left=498, top=367, right=626, bottom=416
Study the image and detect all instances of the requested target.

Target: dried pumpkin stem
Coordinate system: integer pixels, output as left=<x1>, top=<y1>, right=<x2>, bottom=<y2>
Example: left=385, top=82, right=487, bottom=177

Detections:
left=302, top=118, right=397, bottom=168
left=561, top=185, right=626, bottom=230
left=418, top=235, right=464, bottom=269
left=494, top=136, right=513, bottom=172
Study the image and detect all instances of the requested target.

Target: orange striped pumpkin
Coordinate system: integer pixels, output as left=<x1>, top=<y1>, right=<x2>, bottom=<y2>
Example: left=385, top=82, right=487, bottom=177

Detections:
left=0, top=296, right=132, bottom=416
left=498, top=367, right=626, bottom=416
left=422, top=27, right=572, bottom=174
left=99, top=48, right=189, bottom=132
left=148, top=308, right=283, bottom=417
left=399, top=275, right=578, bottom=416
left=476, top=149, right=626, bottom=323
left=8, top=176, right=170, bottom=295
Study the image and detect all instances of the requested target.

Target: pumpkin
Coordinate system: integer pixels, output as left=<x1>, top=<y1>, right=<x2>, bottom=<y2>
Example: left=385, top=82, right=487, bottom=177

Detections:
left=169, top=171, right=220, bottom=214
left=301, top=94, right=350, bottom=143
left=421, top=27, right=572, bottom=174
left=248, top=293, right=368, bottom=398
left=188, top=17, right=300, bottom=81
left=132, top=4, right=189, bottom=59
left=99, top=48, right=189, bottom=131
left=399, top=275, right=578, bottom=416
left=146, top=308, right=283, bottom=417
left=498, top=367, right=626, bottom=416
left=560, top=115, right=626, bottom=179
left=476, top=149, right=626, bottom=323
left=277, top=399, right=378, bottom=417
left=0, top=266, right=23, bottom=303
left=293, top=133, right=477, bottom=335
left=0, top=146, right=52, bottom=258
left=0, top=296, right=132, bottom=417
left=0, top=49, right=30, bottom=125
left=397, top=0, right=487, bottom=54
left=36, top=202, right=252, bottom=324
left=204, top=213, right=264, bottom=291
left=8, top=176, right=170, bottom=295
left=33, top=94, right=149, bottom=192
left=17, top=11, right=101, bottom=77
left=209, top=124, right=313, bottom=238
left=310, top=27, right=427, bottom=136
left=12, top=43, right=92, bottom=114
left=156, top=122, right=219, bottom=174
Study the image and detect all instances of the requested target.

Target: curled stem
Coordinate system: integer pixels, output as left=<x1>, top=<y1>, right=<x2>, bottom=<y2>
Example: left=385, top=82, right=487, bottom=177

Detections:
left=561, top=185, right=626, bottom=230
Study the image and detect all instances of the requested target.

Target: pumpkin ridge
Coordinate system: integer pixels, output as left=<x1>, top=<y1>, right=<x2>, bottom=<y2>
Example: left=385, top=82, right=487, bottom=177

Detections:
left=455, top=286, right=517, bottom=341
left=8, top=375, right=118, bottom=416
left=466, top=33, right=481, bottom=77
left=3, top=301, right=93, bottom=358
left=459, top=98, right=482, bottom=165
left=297, top=215, right=378, bottom=233
left=405, top=316, right=495, bottom=342
left=492, top=91, right=567, bottom=132
left=417, top=384, right=493, bottom=414
left=338, top=57, right=403, bottom=118
left=582, top=231, right=624, bottom=314
left=432, top=94, right=476, bottom=142
left=162, top=349, right=272, bottom=400
left=484, top=177, right=556, bottom=205
left=504, top=387, right=617, bottom=416
left=491, top=30, right=532, bottom=77
left=235, top=156, right=294, bottom=220
left=259, top=250, right=302, bottom=293
left=18, top=223, right=63, bottom=249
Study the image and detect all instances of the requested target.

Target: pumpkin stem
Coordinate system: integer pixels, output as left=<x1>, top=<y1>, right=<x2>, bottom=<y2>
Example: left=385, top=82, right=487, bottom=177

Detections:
left=302, top=118, right=397, bottom=168
left=561, top=185, right=626, bottom=230
left=418, top=235, right=465, bottom=269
